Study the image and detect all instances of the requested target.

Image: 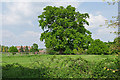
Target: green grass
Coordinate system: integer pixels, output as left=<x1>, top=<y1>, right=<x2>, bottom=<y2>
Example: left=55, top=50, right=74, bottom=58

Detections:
left=2, top=53, right=116, bottom=66
left=2, top=53, right=119, bottom=78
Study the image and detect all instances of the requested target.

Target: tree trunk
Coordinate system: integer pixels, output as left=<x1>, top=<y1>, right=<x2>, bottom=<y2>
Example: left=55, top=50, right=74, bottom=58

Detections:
left=59, top=49, right=63, bottom=54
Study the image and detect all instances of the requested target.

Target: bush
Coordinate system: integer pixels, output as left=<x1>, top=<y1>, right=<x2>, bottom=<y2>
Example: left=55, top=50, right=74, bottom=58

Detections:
left=92, top=58, right=119, bottom=78
left=25, top=53, right=29, bottom=55
left=2, top=55, right=119, bottom=78
left=46, top=48, right=59, bottom=55
left=73, top=47, right=85, bottom=55
left=64, top=47, right=73, bottom=55
left=87, top=39, right=109, bottom=55
left=73, top=49, right=78, bottom=54
left=12, top=52, right=16, bottom=55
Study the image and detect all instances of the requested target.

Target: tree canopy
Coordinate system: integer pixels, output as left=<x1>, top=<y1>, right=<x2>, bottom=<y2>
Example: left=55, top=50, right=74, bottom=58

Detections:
left=8, top=46, right=18, bottom=53
left=87, top=39, right=109, bottom=55
left=30, top=43, right=39, bottom=53
left=19, top=46, right=24, bottom=52
left=25, top=46, right=29, bottom=52
left=38, top=5, right=92, bottom=54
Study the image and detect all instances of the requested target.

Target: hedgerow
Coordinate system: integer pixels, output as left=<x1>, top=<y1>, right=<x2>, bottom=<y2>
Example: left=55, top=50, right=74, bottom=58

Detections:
left=2, top=55, right=119, bottom=78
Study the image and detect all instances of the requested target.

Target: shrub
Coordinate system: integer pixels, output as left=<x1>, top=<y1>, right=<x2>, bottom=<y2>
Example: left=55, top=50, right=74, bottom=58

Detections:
left=77, top=47, right=85, bottom=54
left=12, top=52, right=16, bottom=55
left=46, top=48, right=59, bottom=55
left=87, top=39, right=109, bottom=55
left=92, top=58, right=119, bottom=78
left=73, top=47, right=85, bottom=55
left=25, top=53, right=29, bottom=55
left=73, top=49, right=78, bottom=54
left=64, top=47, right=73, bottom=55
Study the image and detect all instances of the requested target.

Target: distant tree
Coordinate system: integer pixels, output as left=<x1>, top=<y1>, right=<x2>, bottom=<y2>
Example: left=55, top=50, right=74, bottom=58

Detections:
left=109, top=36, right=120, bottom=54
left=30, top=46, right=34, bottom=52
left=25, top=46, right=29, bottom=54
left=5, top=46, right=9, bottom=52
left=30, top=43, right=39, bottom=54
left=0, top=45, right=1, bottom=52
left=33, top=43, right=39, bottom=52
left=19, top=46, right=24, bottom=52
left=2, top=47, right=5, bottom=52
left=87, top=39, right=109, bottom=55
left=9, top=46, right=18, bottom=55
left=1, top=46, right=5, bottom=52
left=38, top=5, right=92, bottom=54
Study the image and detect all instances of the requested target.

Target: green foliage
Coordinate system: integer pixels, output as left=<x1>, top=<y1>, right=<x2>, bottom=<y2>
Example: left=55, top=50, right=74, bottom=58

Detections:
left=77, top=47, right=85, bottom=54
left=38, top=5, right=92, bottom=54
left=1, top=46, right=9, bottom=52
left=8, top=46, right=18, bottom=53
left=30, top=43, right=39, bottom=53
left=46, top=48, right=59, bottom=55
left=30, top=46, right=34, bottom=52
left=92, top=58, right=118, bottom=78
left=73, top=47, right=85, bottom=55
left=2, top=55, right=119, bottom=78
left=33, top=43, right=39, bottom=52
left=108, top=37, right=120, bottom=54
left=25, top=46, right=29, bottom=54
left=73, top=49, right=78, bottom=54
left=19, top=46, right=24, bottom=52
left=8, top=46, right=18, bottom=55
left=5, top=46, right=9, bottom=52
left=87, top=39, right=109, bottom=55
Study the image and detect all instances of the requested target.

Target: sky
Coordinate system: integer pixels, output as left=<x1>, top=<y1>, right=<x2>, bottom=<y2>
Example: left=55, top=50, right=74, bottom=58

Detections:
left=0, top=0, right=118, bottom=48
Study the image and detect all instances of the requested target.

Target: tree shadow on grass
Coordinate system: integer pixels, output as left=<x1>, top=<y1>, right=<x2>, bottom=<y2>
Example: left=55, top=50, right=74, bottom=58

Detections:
left=2, top=63, right=50, bottom=78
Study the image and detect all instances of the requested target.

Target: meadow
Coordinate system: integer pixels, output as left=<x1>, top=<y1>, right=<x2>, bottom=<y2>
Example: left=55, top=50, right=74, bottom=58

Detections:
left=2, top=53, right=119, bottom=78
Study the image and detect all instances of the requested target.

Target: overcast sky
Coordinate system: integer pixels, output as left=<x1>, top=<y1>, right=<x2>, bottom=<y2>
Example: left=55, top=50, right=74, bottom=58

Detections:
left=0, top=0, right=118, bottom=48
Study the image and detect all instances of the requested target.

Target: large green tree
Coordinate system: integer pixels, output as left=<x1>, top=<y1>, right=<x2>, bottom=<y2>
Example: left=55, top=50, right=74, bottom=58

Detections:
left=38, top=5, right=92, bottom=54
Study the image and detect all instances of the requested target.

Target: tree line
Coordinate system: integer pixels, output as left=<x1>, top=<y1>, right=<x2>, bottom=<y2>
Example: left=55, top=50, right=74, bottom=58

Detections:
left=0, top=43, right=40, bottom=54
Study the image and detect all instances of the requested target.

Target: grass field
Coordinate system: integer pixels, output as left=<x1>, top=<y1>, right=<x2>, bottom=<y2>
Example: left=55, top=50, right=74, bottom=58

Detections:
left=2, top=53, right=119, bottom=78
left=2, top=53, right=117, bottom=67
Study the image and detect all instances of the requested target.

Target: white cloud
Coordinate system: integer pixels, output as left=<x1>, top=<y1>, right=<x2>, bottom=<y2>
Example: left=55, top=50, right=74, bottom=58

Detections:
left=84, top=14, right=117, bottom=42
left=86, top=14, right=107, bottom=29
left=20, top=31, right=40, bottom=38
left=2, top=30, right=18, bottom=46
left=2, top=2, right=81, bottom=26
left=51, top=1, right=81, bottom=8
left=2, top=30, right=16, bottom=38
left=7, top=2, right=33, bottom=16
left=91, top=27, right=117, bottom=42
left=96, top=11, right=102, bottom=15
left=2, top=30, right=45, bottom=48
left=3, top=2, right=33, bottom=26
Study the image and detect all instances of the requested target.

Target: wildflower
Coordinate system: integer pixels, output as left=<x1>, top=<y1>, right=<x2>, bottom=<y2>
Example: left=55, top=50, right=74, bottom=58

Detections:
left=104, top=67, right=107, bottom=70
left=112, top=70, right=115, bottom=73
left=107, top=69, right=110, bottom=71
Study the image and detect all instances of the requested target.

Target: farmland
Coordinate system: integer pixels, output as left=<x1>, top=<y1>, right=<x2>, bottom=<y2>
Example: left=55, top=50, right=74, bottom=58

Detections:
left=2, top=53, right=119, bottom=78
